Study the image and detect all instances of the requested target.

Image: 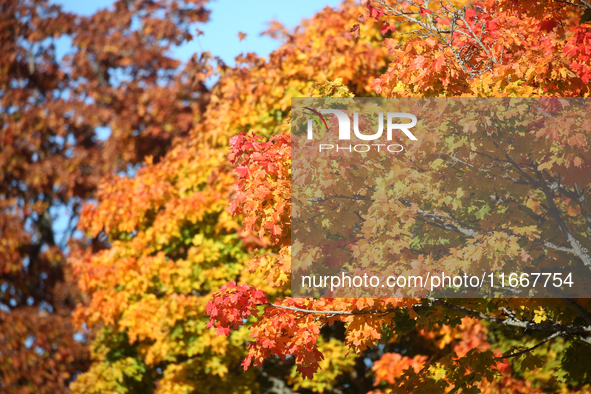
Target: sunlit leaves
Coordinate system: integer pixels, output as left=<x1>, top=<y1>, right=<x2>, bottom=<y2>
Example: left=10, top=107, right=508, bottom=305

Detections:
left=206, top=281, right=268, bottom=335
left=71, top=0, right=591, bottom=393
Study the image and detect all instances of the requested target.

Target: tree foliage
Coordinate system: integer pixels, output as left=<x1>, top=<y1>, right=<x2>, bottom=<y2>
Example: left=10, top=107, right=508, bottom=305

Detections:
left=0, top=0, right=210, bottom=391
left=207, top=1, right=591, bottom=392
left=71, top=2, right=389, bottom=392
left=5, top=0, right=591, bottom=392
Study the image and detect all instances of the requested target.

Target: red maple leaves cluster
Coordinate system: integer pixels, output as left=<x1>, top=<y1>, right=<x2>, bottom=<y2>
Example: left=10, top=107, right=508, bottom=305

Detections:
left=206, top=281, right=268, bottom=336
left=565, top=25, right=591, bottom=84
left=243, top=300, right=325, bottom=379
left=228, top=131, right=291, bottom=244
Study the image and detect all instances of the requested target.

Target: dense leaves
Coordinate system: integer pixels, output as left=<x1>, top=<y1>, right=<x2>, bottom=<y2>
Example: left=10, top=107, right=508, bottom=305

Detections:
left=0, top=0, right=210, bottom=390
left=207, top=282, right=268, bottom=336
left=71, top=1, right=390, bottom=392
left=208, top=1, right=591, bottom=393
left=7, top=0, right=591, bottom=392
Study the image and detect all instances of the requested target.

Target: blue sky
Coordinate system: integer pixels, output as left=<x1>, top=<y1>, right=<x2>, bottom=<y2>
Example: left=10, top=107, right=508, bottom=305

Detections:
left=52, top=0, right=343, bottom=66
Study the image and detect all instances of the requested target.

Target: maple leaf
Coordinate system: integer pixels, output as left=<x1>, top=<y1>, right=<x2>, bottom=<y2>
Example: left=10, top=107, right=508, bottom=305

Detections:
left=381, top=23, right=396, bottom=35
left=235, top=166, right=251, bottom=178
left=351, top=23, right=361, bottom=38
left=439, top=17, right=451, bottom=25
left=368, top=5, right=385, bottom=21
left=419, top=7, right=432, bottom=17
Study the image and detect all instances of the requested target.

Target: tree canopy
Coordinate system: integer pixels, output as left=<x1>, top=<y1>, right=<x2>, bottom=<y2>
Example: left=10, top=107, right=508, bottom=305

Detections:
left=2, top=0, right=591, bottom=393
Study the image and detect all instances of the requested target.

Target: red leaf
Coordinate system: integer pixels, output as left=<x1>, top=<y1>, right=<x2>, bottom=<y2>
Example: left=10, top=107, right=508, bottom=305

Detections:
left=206, top=282, right=268, bottom=336
left=235, top=166, right=251, bottom=178
left=369, top=5, right=384, bottom=21
left=540, top=18, right=557, bottom=32
left=381, top=23, right=396, bottom=35
left=419, top=7, right=432, bottom=17
left=298, top=364, right=317, bottom=380
left=488, top=18, right=498, bottom=32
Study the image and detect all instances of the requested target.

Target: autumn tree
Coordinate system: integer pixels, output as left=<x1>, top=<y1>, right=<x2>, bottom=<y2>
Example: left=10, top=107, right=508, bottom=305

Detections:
left=72, top=0, right=591, bottom=393
left=209, top=0, right=591, bottom=392
left=0, top=0, right=211, bottom=391
left=70, top=2, right=390, bottom=392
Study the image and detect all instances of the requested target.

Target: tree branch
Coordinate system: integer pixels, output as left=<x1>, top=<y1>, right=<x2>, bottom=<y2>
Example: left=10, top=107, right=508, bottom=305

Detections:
left=496, top=331, right=563, bottom=360
left=267, top=300, right=591, bottom=334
